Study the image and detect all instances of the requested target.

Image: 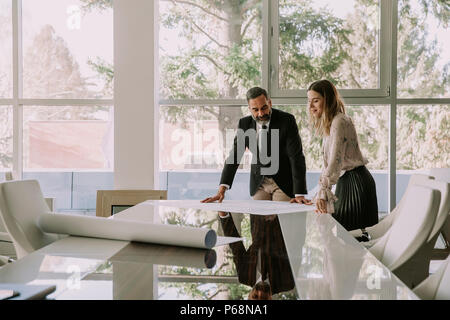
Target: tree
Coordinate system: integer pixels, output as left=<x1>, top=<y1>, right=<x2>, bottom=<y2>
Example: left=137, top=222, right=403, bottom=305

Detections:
left=23, top=25, right=92, bottom=99
left=0, top=6, right=13, bottom=169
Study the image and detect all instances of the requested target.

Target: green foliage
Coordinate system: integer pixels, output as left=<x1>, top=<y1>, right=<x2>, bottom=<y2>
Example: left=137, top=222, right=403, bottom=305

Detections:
left=87, top=57, right=114, bottom=97
left=279, top=1, right=352, bottom=88
left=79, top=0, right=112, bottom=12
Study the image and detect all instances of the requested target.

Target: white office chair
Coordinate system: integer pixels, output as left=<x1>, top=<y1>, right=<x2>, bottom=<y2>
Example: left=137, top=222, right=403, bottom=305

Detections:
left=369, top=185, right=441, bottom=288
left=0, top=217, right=15, bottom=256
left=0, top=199, right=16, bottom=264
left=350, top=174, right=433, bottom=241
left=413, top=256, right=450, bottom=300
left=0, top=180, right=60, bottom=260
left=428, top=168, right=450, bottom=255
left=390, top=179, right=450, bottom=287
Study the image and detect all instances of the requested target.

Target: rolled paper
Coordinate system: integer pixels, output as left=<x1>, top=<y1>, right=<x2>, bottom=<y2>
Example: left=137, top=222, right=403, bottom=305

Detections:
left=37, top=213, right=217, bottom=249
left=110, top=242, right=217, bottom=269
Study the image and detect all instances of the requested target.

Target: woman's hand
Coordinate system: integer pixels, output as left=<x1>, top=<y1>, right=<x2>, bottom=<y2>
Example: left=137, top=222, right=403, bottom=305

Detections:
left=315, top=199, right=328, bottom=214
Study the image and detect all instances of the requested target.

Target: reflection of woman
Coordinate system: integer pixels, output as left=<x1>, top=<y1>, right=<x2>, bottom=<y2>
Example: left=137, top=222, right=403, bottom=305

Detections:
left=314, top=214, right=365, bottom=299
left=308, top=80, right=378, bottom=231
left=218, top=212, right=295, bottom=299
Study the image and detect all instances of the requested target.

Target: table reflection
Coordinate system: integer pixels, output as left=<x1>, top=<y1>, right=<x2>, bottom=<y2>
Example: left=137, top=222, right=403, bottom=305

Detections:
left=0, top=201, right=419, bottom=300
left=219, top=212, right=295, bottom=300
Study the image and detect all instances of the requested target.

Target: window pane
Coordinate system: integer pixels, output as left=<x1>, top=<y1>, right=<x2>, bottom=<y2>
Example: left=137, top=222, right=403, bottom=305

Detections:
left=397, top=105, right=450, bottom=170
left=0, top=105, right=13, bottom=170
left=277, top=105, right=388, bottom=171
left=22, top=0, right=113, bottom=99
left=278, top=0, right=380, bottom=90
left=159, top=0, right=262, bottom=100
left=398, top=0, right=449, bottom=98
left=0, top=0, right=12, bottom=98
left=23, top=106, right=114, bottom=170
left=160, top=105, right=248, bottom=170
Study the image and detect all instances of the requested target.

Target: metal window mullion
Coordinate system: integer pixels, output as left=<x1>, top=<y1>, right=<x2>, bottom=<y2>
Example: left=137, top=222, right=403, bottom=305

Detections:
left=388, top=0, right=399, bottom=212
left=262, top=0, right=270, bottom=92
left=12, top=0, right=23, bottom=179
left=159, top=99, right=247, bottom=106
left=380, top=0, right=392, bottom=96
left=397, top=98, right=450, bottom=105
left=0, top=99, right=14, bottom=105
left=269, top=0, right=280, bottom=97
left=18, top=99, right=114, bottom=106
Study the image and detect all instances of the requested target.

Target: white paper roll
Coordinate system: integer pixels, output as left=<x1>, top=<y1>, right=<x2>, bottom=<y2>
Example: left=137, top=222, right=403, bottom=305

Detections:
left=37, top=213, right=217, bottom=249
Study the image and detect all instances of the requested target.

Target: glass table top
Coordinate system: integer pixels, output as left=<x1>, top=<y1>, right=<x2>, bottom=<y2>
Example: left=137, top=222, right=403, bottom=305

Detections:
left=0, top=201, right=418, bottom=300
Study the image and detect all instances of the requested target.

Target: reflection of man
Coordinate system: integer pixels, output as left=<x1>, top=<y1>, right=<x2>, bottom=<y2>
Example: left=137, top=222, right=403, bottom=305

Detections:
left=202, top=87, right=310, bottom=204
left=218, top=211, right=295, bottom=299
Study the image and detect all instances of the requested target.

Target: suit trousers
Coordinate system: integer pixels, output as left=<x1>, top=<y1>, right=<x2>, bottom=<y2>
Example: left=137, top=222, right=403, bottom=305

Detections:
left=252, top=177, right=291, bottom=202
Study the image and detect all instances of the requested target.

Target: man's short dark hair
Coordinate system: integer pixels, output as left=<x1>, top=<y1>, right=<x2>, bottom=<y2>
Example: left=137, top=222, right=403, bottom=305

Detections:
left=246, top=87, right=268, bottom=102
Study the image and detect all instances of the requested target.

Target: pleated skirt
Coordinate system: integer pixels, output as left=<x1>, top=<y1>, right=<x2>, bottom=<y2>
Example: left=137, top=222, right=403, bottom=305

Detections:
left=332, top=166, right=379, bottom=231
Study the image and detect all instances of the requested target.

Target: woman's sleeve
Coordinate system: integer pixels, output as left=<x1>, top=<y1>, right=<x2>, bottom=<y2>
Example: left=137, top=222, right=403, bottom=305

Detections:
left=314, top=117, right=346, bottom=213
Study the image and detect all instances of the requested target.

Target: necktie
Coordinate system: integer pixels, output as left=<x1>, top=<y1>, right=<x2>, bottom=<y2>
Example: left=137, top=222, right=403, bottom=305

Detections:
left=259, top=124, right=268, bottom=163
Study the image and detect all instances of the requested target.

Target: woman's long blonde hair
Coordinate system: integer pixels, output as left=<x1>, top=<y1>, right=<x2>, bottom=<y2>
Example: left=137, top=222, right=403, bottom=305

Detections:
left=308, top=79, right=346, bottom=136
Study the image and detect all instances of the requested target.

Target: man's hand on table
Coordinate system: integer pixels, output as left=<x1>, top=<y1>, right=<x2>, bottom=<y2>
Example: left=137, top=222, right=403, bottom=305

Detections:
left=201, top=185, right=227, bottom=203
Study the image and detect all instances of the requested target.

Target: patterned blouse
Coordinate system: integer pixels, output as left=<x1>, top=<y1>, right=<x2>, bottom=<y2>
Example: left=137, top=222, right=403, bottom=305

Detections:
left=313, top=112, right=368, bottom=213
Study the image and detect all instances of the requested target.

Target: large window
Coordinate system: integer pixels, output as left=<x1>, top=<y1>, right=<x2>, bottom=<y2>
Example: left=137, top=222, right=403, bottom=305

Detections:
left=159, top=0, right=263, bottom=101
left=0, top=106, right=12, bottom=170
left=397, top=0, right=449, bottom=98
left=273, top=0, right=385, bottom=97
left=397, top=105, right=450, bottom=170
left=23, top=105, right=113, bottom=170
left=158, top=0, right=449, bottom=212
left=0, top=1, right=113, bottom=212
left=22, top=0, right=113, bottom=99
left=0, top=0, right=12, bottom=98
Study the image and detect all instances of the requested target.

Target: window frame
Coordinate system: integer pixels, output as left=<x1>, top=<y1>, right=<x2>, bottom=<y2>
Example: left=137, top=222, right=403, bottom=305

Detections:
left=0, top=0, right=114, bottom=179
left=268, top=0, right=392, bottom=99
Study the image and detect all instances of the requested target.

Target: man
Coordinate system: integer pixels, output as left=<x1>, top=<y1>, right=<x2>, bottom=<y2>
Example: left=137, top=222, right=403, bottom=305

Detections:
left=201, top=87, right=310, bottom=204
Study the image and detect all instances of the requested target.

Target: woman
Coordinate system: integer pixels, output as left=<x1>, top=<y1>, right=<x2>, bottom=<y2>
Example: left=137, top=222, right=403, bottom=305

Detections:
left=308, top=79, right=378, bottom=232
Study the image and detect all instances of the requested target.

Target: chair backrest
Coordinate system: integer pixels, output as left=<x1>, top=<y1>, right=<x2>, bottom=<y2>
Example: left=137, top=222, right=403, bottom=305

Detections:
left=428, top=168, right=450, bottom=247
left=394, top=174, right=433, bottom=217
left=96, top=189, right=168, bottom=217
left=417, top=179, right=450, bottom=242
left=369, top=185, right=440, bottom=271
left=366, top=174, right=432, bottom=240
left=0, top=180, right=58, bottom=259
left=414, top=256, right=450, bottom=300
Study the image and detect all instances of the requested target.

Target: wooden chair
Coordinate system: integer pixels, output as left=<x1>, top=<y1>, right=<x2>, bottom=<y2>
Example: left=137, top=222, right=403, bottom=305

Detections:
left=96, top=190, right=167, bottom=217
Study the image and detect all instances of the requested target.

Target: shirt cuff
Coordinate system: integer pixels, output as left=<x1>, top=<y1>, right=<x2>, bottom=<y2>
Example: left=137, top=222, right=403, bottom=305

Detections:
left=295, top=194, right=308, bottom=197
left=220, top=184, right=230, bottom=190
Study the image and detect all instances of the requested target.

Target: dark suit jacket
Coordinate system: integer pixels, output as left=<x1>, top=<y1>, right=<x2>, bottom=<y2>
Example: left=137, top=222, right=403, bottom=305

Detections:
left=220, top=108, right=307, bottom=197
left=220, top=214, right=295, bottom=295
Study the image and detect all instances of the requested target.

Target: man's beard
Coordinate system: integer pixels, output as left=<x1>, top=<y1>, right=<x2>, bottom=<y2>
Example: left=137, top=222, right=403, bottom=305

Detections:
left=252, top=110, right=272, bottom=125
